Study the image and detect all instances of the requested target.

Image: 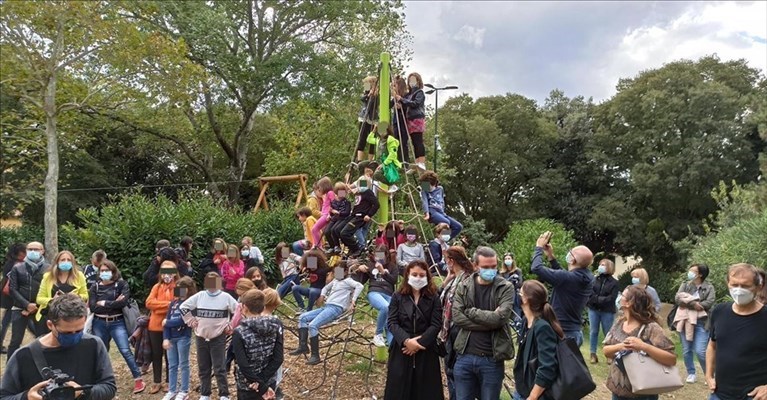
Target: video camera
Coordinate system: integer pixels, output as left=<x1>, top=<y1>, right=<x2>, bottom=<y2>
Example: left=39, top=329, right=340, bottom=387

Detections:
left=39, top=367, right=91, bottom=400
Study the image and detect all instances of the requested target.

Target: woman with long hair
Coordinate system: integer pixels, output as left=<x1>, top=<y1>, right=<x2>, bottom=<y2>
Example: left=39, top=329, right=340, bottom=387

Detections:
left=513, top=280, right=564, bottom=400
left=35, top=250, right=88, bottom=330
left=604, top=285, right=676, bottom=400
left=384, top=260, right=444, bottom=400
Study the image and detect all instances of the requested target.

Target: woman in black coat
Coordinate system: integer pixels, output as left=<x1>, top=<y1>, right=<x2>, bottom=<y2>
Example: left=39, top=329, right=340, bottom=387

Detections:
left=384, top=260, right=444, bottom=400
left=1, top=243, right=26, bottom=353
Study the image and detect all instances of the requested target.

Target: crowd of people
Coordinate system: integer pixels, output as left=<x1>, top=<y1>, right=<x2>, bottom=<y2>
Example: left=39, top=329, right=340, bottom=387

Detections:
left=1, top=231, right=765, bottom=400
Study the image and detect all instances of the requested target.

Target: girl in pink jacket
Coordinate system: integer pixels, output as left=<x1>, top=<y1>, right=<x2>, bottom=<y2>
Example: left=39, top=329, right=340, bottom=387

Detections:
left=220, top=244, right=245, bottom=298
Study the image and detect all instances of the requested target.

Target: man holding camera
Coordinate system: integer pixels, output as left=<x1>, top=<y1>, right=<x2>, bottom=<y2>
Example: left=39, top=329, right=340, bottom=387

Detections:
left=1, top=293, right=117, bottom=400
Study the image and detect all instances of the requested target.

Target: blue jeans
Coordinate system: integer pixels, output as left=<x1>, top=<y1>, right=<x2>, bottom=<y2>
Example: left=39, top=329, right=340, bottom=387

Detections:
left=299, top=304, right=344, bottom=337
left=512, top=392, right=524, bottom=400
left=356, top=221, right=371, bottom=249
left=291, top=241, right=306, bottom=256
left=679, top=324, right=708, bottom=375
left=588, top=308, right=615, bottom=354
left=613, top=395, right=658, bottom=400
left=709, top=394, right=753, bottom=400
left=428, top=207, right=462, bottom=239
left=0, top=309, right=11, bottom=345
left=92, top=317, right=141, bottom=378
left=277, top=274, right=299, bottom=299
left=453, top=354, right=505, bottom=400
left=367, top=291, right=392, bottom=344
left=167, top=336, right=191, bottom=393
left=564, top=329, right=584, bottom=347
left=292, top=286, right=322, bottom=310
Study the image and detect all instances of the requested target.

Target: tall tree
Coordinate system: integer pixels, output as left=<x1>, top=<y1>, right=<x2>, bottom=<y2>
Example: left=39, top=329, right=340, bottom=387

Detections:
left=592, top=55, right=765, bottom=268
left=105, top=0, right=410, bottom=205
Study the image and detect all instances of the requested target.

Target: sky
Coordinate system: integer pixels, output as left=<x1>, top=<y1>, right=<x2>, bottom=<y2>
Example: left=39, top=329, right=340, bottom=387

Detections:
left=403, top=1, right=767, bottom=106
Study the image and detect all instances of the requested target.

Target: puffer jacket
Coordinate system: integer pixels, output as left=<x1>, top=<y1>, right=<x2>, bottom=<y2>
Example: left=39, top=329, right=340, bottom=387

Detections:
left=401, top=89, right=426, bottom=120
left=233, top=316, right=284, bottom=397
left=452, top=272, right=516, bottom=361
left=9, top=259, right=50, bottom=309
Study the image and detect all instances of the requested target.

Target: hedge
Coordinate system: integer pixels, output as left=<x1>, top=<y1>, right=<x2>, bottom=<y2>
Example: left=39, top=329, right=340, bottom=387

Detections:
left=495, top=218, right=579, bottom=281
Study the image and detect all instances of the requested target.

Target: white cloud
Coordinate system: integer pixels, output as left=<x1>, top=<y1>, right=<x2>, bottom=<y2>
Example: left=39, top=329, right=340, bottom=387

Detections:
left=403, top=1, right=767, bottom=106
left=453, top=25, right=486, bottom=49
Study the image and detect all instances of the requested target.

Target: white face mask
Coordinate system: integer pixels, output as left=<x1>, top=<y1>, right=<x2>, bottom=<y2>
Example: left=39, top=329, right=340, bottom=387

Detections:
left=729, top=287, right=755, bottom=305
left=409, top=276, right=428, bottom=290
left=409, top=79, right=417, bottom=87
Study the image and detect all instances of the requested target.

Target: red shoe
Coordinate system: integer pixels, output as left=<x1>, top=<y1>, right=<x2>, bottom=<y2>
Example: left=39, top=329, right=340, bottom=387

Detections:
left=133, top=379, right=146, bottom=394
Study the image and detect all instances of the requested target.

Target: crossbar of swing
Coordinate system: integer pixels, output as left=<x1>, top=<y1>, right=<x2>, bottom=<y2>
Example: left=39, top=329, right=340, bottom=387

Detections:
left=253, top=174, right=309, bottom=212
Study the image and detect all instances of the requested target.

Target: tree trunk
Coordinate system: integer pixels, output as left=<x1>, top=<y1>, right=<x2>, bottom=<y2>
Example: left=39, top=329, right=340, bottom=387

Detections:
left=43, top=73, right=59, bottom=261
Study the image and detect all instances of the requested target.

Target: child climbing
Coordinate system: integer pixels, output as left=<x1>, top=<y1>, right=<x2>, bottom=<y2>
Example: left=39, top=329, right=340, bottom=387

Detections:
left=310, top=177, right=335, bottom=250
left=339, top=175, right=380, bottom=258
left=292, top=207, right=318, bottom=256
left=395, top=72, right=427, bottom=171
left=366, top=124, right=401, bottom=186
left=325, top=182, right=352, bottom=256
left=391, top=75, right=410, bottom=164
left=419, top=170, right=462, bottom=240
left=356, top=76, right=379, bottom=162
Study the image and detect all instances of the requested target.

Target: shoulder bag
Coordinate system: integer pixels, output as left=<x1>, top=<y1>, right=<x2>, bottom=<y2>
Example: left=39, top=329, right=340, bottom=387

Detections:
left=622, top=325, right=683, bottom=395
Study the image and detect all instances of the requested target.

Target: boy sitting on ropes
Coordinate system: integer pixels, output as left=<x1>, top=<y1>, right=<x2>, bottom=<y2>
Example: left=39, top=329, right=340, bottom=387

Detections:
left=333, top=175, right=380, bottom=259
left=419, top=170, right=463, bottom=240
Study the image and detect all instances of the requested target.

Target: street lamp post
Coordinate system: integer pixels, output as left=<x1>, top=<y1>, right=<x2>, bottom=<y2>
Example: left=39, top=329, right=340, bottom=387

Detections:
left=424, top=84, right=458, bottom=173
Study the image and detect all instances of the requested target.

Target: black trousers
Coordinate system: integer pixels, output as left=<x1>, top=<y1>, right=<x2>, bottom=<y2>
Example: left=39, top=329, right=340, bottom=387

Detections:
left=325, top=218, right=347, bottom=248
left=393, top=117, right=410, bottom=163
left=356, top=122, right=375, bottom=154
left=411, top=132, right=425, bottom=158
left=148, top=330, right=169, bottom=384
left=340, top=216, right=367, bottom=252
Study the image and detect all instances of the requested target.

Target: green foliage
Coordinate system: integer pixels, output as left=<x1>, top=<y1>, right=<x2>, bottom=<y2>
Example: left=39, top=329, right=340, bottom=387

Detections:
left=455, top=215, right=492, bottom=254
left=60, top=192, right=303, bottom=299
left=496, top=219, right=578, bottom=280
left=1, top=224, right=46, bottom=254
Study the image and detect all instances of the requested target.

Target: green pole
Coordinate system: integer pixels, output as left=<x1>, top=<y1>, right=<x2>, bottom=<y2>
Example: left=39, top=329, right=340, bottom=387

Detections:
left=377, top=52, right=391, bottom=135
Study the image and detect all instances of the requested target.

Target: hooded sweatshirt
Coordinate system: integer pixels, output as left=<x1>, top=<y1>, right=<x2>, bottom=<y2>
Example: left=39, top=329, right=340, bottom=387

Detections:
left=530, top=247, right=594, bottom=332
left=232, top=316, right=284, bottom=397
left=180, top=290, right=238, bottom=340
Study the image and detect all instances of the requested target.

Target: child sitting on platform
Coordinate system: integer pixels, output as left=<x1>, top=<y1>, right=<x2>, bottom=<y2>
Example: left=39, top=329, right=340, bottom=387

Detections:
left=419, top=170, right=462, bottom=240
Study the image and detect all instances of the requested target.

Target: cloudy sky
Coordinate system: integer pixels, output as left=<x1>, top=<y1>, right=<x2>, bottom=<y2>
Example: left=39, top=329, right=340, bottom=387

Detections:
left=403, top=1, right=767, bottom=106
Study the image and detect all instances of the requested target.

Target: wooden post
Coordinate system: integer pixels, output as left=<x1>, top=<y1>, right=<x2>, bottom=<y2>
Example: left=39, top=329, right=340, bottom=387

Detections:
left=252, top=174, right=310, bottom=213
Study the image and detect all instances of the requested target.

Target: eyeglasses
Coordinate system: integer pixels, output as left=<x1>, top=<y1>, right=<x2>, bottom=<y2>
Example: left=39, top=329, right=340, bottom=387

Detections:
left=568, top=250, right=577, bottom=264
left=26, top=248, right=43, bottom=252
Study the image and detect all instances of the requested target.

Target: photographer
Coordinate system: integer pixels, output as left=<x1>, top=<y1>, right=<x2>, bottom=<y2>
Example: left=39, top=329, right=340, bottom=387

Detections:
left=1, top=293, right=117, bottom=400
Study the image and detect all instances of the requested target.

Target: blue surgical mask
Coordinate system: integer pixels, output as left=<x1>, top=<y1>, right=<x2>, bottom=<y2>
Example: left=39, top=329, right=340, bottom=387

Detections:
left=241, top=250, right=250, bottom=258
left=441, top=235, right=451, bottom=242
left=686, top=271, right=697, bottom=281
left=58, top=261, right=73, bottom=271
left=358, top=186, right=368, bottom=193
left=99, top=271, right=113, bottom=281
left=597, top=265, right=606, bottom=275
left=565, top=252, right=574, bottom=265
left=631, top=277, right=640, bottom=285
left=504, top=260, right=513, bottom=267
left=27, top=251, right=41, bottom=262
left=55, top=329, right=83, bottom=348
left=479, top=268, right=498, bottom=281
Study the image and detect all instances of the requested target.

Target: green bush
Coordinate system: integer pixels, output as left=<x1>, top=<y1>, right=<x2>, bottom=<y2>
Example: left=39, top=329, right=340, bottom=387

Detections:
left=495, top=218, right=579, bottom=281
left=689, top=209, right=767, bottom=302
left=50, top=193, right=302, bottom=299
left=1, top=224, right=45, bottom=253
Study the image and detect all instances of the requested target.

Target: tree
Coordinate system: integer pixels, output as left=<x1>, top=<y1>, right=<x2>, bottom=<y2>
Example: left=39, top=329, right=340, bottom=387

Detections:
left=592, top=55, right=765, bottom=268
left=439, top=93, right=557, bottom=236
left=1, top=1, right=130, bottom=257
left=104, top=0, right=410, bottom=205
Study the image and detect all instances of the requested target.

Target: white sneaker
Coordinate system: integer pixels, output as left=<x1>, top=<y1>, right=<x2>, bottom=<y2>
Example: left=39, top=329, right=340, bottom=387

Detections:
left=686, top=374, right=696, bottom=383
left=174, top=392, right=188, bottom=400
left=162, top=393, right=177, bottom=400
left=220, top=396, right=230, bottom=400
left=372, top=334, right=386, bottom=347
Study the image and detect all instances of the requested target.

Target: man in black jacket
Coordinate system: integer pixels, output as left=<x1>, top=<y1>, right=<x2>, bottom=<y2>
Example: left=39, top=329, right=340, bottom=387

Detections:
left=1, top=293, right=117, bottom=400
left=6, top=241, right=50, bottom=362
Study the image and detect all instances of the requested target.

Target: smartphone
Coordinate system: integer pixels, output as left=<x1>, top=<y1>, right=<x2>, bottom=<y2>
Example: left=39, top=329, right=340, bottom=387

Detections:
left=307, top=256, right=318, bottom=270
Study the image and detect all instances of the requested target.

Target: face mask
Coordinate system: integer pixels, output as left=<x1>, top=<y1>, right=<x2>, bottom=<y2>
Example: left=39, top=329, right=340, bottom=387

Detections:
left=358, top=186, right=368, bottom=193
left=99, top=271, right=112, bottom=281
left=409, top=276, right=428, bottom=290
left=241, top=250, right=250, bottom=258
left=504, top=260, right=513, bottom=267
left=565, top=252, right=574, bottom=265
left=27, top=251, right=41, bottom=262
left=687, top=271, right=697, bottom=281
left=729, top=287, right=755, bottom=305
left=615, top=293, right=622, bottom=309
left=55, top=329, right=83, bottom=348
left=597, top=265, right=606, bottom=275
left=162, top=275, right=173, bottom=284
left=479, top=268, right=498, bottom=281
left=334, top=267, right=345, bottom=280
left=441, top=234, right=451, bottom=242
left=58, top=261, right=73, bottom=271
left=406, top=234, right=417, bottom=242
left=631, top=277, right=640, bottom=285
left=409, top=80, right=417, bottom=88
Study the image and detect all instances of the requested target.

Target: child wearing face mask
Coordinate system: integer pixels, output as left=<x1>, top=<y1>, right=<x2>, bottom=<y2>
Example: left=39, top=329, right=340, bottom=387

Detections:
left=427, top=223, right=452, bottom=275
left=220, top=244, right=245, bottom=299
left=291, top=262, right=364, bottom=365
left=145, top=261, right=180, bottom=394
left=162, top=277, right=197, bottom=400
left=419, top=171, right=463, bottom=240
left=397, top=226, right=426, bottom=270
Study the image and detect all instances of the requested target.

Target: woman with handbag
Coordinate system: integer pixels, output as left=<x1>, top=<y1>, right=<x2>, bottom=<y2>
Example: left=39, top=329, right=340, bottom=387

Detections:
left=383, top=260, right=444, bottom=400
left=604, top=285, right=677, bottom=400
left=512, top=280, right=564, bottom=400
left=89, top=259, right=147, bottom=394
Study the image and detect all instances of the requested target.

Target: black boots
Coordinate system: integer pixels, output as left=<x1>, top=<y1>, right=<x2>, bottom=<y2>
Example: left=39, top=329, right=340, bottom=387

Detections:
left=290, top=328, right=309, bottom=355
left=306, top=335, right=321, bottom=365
